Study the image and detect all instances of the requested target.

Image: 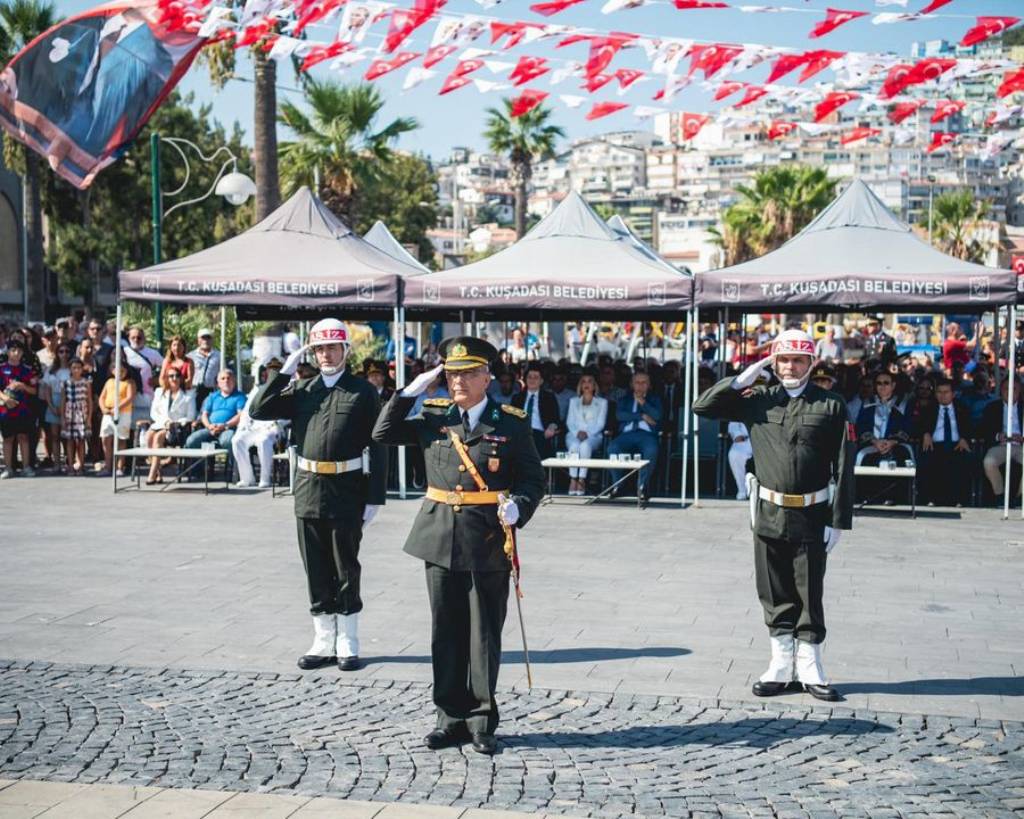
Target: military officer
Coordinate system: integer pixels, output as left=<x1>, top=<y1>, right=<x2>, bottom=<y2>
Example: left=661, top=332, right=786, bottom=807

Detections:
left=693, top=329, right=854, bottom=702
left=372, top=336, right=544, bottom=755
left=249, top=318, right=387, bottom=672
left=810, top=363, right=838, bottom=392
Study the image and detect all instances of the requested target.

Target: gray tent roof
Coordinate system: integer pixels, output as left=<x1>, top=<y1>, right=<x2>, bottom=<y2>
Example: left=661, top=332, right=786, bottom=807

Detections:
left=697, top=179, right=1016, bottom=310
left=363, top=220, right=430, bottom=273
left=405, top=191, right=692, bottom=319
left=606, top=214, right=691, bottom=276
left=119, top=187, right=424, bottom=312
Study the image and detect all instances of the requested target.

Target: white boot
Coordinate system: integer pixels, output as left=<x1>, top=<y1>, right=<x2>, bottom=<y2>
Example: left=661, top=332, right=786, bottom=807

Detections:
left=303, top=615, right=337, bottom=658
left=336, top=614, right=364, bottom=671
left=759, top=635, right=796, bottom=683
left=795, top=640, right=828, bottom=685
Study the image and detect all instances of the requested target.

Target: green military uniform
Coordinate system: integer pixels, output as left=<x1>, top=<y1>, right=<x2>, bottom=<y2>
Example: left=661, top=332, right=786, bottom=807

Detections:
left=693, top=377, right=854, bottom=643
left=372, top=341, right=544, bottom=739
left=250, top=369, right=387, bottom=616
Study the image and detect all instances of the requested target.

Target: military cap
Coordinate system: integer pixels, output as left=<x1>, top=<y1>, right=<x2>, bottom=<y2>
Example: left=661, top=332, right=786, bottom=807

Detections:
left=438, top=336, right=498, bottom=372
left=810, top=363, right=836, bottom=384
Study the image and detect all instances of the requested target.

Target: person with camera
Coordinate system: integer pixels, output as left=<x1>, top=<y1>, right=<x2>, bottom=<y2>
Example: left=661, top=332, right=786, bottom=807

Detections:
left=146, top=369, right=197, bottom=484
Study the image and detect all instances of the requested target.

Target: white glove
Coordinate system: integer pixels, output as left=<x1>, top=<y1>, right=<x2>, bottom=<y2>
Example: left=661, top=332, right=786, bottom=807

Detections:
left=400, top=364, right=444, bottom=398
left=824, top=525, right=841, bottom=554
left=362, top=505, right=381, bottom=526
left=498, top=497, right=519, bottom=526
left=731, top=356, right=772, bottom=390
left=280, top=345, right=309, bottom=377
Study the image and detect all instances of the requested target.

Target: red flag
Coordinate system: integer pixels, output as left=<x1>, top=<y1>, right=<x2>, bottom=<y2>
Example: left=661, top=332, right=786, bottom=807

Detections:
left=384, top=1, right=445, bottom=53
left=1012, top=255, right=1024, bottom=276
left=423, top=44, right=457, bottom=68
left=814, top=90, right=859, bottom=122
left=809, top=8, right=867, bottom=39
left=364, top=51, right=420, bottom=81
left=300, top=41, right=352, bottom=72
left=491, top=21, right=544, bottom=49
left=798, top=50, right=845, bottom=83
left=714, top=81, right=745, bottom=101
left=453, top=59, right=484, bottom=77
left=293, top=0, right=345, bottom=36
left=879, top=63, right=914, bottom=99
left=530, top=0, right=584, bottom=15
left=997, top=68, right=1024, bottom=99
left=767, top=52, right=811, bottom=84
left=680, top=112, right=711, bottom=141
left=582, top=33, right=635, bottom=78
left=235, top=20, right=274, bottom=48
left=904, top=57, right=957, bottom=89
left=585, top=101, right=628, bottom=120
left=687, top=43, right=743, bottom=79
left=509, top=56, right=549, bottom=86
left=735, top=85, right=768, bottom=108
left=673, top=0, right=728, bottom=7
left=439, top=74, right=472, bottom=94
left=767, top=121, right=798, bottom=140
left=888, top=100, right=925, bottom=124
left=583, top=73, right=614, bottom=92
left=930, top=99, right=966, bottom=123
left=926, top=132, right=957, bottom=153
left=510, top=88, right=549, bottom=117
left=961, top=16, right=1021, bottom=48
left=919, top=0, right=952, bottom=13
left=615, top=68, right=645, bottom=89
left=840, top=127, right=880, bottom=146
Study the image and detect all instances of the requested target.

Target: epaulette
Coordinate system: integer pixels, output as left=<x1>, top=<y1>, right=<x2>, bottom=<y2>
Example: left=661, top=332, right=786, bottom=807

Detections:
left=501, top=404, right=527, bottom=419
left=423, top=398, right=454, bottom=408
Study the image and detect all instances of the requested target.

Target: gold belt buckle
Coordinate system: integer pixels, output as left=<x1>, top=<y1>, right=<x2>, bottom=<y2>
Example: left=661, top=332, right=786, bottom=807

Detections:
left=316, top=461, right=334, bottom=475
left=446, top=491, right=460, bottom=505
left=781, top=493, right=804, bottom=508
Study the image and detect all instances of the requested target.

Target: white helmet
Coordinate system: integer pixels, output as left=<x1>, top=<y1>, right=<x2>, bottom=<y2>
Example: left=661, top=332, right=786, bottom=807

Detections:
left=771, top=329, right=817, bottom=390
left=307, top=318, right=350, bottom=348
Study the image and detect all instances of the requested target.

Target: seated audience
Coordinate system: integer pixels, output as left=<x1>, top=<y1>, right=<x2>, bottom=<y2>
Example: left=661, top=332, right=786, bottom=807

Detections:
left=185, top=369, right=246, bottom=451
left=231, top=361, right=282, bottom=489
left=981, top=377, right=1023, bottom=506
left=855, top=370, right=913, bottom=466
left=147, top=369, right=197, bottom=484
left=512, top=365, right=561, bottom=459
left=98, top=357, right=136, bottom=477
left=608, top=371, right=661, bottom=503
left=917, top=378, right=972, bottom=506
left=565, top=373, right=607, bottom=495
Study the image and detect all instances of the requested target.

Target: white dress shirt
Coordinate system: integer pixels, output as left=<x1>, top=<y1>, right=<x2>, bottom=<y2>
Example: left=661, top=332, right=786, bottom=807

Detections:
left=460, top=395, right=488, bottom=432
left=932, top=403, right=960, bottom=443
left=524, top=390, right=544, bottom=431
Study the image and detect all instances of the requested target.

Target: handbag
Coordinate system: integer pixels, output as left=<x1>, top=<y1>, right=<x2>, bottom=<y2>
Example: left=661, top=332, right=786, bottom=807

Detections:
left=165, top=422, right=187, bottom=448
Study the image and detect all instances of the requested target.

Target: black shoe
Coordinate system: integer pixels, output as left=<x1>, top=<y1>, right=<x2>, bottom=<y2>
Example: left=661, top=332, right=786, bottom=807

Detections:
left=338, top=655, right=364, bottom=671
left=803, top=683, right=841, bottom=701
left=297, top=654, right=336, bottom=670
left=751, top=680, right=792, bottom=697
left=471, top=732, right=497, bottom=755
left=424, top=725, right=469, bottom=750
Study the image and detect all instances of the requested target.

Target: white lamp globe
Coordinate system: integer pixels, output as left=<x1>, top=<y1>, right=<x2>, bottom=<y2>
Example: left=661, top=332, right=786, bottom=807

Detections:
left=216, top=171, right=257, bottom=206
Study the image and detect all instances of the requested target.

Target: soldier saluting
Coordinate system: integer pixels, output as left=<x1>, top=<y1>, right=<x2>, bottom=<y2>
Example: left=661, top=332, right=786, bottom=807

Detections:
left=372, top=337, right=544, bottom=755
left=249, top=318, right=387, bottom=672
left=693, top=329, right=854, bottom=702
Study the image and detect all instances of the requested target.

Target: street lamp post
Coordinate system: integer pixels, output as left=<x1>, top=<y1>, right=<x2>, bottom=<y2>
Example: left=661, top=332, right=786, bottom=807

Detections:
left=150, top=133, right=256, bottom=346
left=927, top=174, right=937, bottom=244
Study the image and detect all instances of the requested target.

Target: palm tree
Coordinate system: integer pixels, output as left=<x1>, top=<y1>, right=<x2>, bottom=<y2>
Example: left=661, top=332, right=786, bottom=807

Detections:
left=483, top=100, right=564, bottom=239
left=277, top=80, right=418, bottom=223
left=925, top=190, right=991, bottom=262
left=0, top=0, right=58, bottom=317
left=709, top=166, right=838, bottom=265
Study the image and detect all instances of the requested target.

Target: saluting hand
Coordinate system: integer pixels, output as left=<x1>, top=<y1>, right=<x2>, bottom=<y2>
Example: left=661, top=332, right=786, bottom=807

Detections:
left=280, top=345, right=311, bottom=377
left=732, top=356, right=772, bottom=391
left=401, top=364, right=445, bottom=398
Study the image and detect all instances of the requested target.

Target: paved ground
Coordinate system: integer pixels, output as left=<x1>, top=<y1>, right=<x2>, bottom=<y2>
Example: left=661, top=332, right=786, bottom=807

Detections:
left=2, top=476, right=1024, bottom=816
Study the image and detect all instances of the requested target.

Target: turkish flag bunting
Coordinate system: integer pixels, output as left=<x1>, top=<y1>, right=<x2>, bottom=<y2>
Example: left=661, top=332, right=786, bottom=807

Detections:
left=680, top=112, right=711, bottom=141
left=930, top=99, right=966, bottom=123
left=919, top=0, right=952, bottom=13
left=453, top=59, right=484, bottom=77
left=840, top=127, right=880, bottom=146
left=809, top=8, right=868, bottom=39
left=364, top=51, right=420, bottom=81
left=582, top=33, right=635, bottom=78
left=714, top=81, right=745, bottom=101
left=997, top=68, right=1024, bottom=99
left=293, top=0, right=345, bottom=36
left=423, top=44, right=457, bottom=68
left=235, top=20, right=274, bottom=48
left=300, top=41, right=352, bottom=72
left=530, top=0, right=584, bottom=16
left=888, top=100, right=925, bottom=124
left=926, top=132, right=957, bottom=153
left=798, top=50, right=845, bottom=83
left=767, top=52, right=811, bottom=84
left=509, top=88, right=549, bottom=117
left=735, top=85, right=768, bottom=108
left=961, top=17, right=1021, bottom=48
left=687, top=43, right=744, bottom=79
left=904, top=57, right=957, bottom=89
left=673, top=0, right=728, bottom=8
left=439, top=74, right=473, bottom=94
left=615, top=68, right=645, bottom=89
left=583, top=73, right=615, bottom=92
left=585, top=101, right=629, bottom=120
left=767, top=121, right=797, bottom=141
left=814, top=91, right=859, bottom=122
left=509, top=56, right=549, bottom=86
left=879, top=64, right=914, bottom=99
left=384, top=1, right=445, bottom=54
left=491, top=21, right=544, bottom=49
left=1012, top=255, right=1024, bottom=276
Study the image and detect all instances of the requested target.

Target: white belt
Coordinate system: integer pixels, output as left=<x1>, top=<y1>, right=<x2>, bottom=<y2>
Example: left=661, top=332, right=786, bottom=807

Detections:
left=758, top=486, right=829, bottom=509
left=296, top=456, right=362, bottom=475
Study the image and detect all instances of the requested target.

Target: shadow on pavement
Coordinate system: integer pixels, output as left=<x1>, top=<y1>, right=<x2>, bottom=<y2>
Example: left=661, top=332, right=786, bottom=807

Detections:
left=839, top=676, right=1024, bottom=697
left=855, top=508, right=963, bottom=520
left=503, top=716, right=892, bottom=750
left=365, top=646, right=690, bottom=666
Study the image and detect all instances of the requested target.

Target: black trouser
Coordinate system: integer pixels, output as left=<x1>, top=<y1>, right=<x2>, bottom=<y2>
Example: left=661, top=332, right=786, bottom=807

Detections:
left=754, top=533, right=827, bottom=644
left=919, top=443, right=971, bottom=506
left=425, top=563, right=509, bottom=735
left=297, top=518, right=363, bottom=616
left=531, top=429, right=554, bottom=460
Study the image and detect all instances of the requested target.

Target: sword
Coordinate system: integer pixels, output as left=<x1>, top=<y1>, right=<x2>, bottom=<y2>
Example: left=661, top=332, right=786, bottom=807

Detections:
left=498, top=493, right=533, bottom=689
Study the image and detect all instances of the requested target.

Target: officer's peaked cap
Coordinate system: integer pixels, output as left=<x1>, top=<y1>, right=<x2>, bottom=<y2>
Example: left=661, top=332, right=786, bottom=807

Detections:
left=438, top=336, right=497, bottom=372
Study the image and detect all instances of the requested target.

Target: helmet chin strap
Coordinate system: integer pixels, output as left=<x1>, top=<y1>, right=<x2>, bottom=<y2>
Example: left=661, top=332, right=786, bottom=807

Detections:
left=776, top=357, right=816, bottom=391
left=317, top=346, right=349, bottom=376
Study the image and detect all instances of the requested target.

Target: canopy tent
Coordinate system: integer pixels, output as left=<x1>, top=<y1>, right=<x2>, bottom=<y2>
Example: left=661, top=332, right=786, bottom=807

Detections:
left=403, top=191, right=692, bottom=320
left=696, top=179, right=1017, bottom=312
left=119, top=187, right=425, bottom=316
left=363, top=220, right=430, bottom=273
left=607, top=214, right=689, bottom=277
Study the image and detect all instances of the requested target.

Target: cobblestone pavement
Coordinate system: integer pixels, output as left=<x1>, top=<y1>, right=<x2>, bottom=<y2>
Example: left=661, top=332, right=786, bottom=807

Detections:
left=1, top=661, right=1022, bottom=818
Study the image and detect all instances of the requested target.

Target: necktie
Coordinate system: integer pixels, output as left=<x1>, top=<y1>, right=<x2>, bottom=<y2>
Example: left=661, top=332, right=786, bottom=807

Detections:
left=943, top=406, right=953, bottom=444
left=462, top=410, right=470, bottom=432
left=526, top=394, right=535, bottom=425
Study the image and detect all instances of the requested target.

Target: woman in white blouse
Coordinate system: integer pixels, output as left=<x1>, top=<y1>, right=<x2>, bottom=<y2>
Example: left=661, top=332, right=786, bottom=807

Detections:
left=146, top=371, right=197, bottom=484
left=566, top=373, right=608, bottom=496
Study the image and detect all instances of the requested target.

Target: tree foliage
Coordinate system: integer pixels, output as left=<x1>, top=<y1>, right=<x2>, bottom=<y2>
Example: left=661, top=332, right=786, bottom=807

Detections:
left=923, top=190, right=992, bottom=263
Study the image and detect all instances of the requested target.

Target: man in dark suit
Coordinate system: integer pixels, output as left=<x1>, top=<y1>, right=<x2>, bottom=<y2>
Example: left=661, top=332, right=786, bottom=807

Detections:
left=981, top=377, right=1024, bottom=505
left=854, top=371, right=913, bottom=466
left=917, top=377, right=972, bottom=506
left=608, top=371, right=662, bottom=503
left=659, top=360, right=684, bottom=438
left=372, top=337, right=544, bottom=755
left=512, top=365, right=561, bottom=459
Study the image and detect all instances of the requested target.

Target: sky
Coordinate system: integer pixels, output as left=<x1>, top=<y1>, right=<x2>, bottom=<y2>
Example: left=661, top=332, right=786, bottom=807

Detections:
left=49, top=0, right=1024, bottom=160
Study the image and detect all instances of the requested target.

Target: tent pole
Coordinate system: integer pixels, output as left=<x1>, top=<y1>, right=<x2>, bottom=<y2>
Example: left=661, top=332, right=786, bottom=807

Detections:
left=579, top=321, right=597, bottom=367
left=395, top=306, right=407, bottom=501
left=235, top=310, right=242, bottom=386
left=1004, top=304, right=1016, bottom=520
left=681, top=307, right=692, bottom=508
left=625, top=322, right=643, bottom=363
left=113, top=302, right=123, bottom=493
left=692, top=310, right=700, bottom=508
left=994, top=309, right=1002, bottom=398
left=220, top=307, right=227, bottom=371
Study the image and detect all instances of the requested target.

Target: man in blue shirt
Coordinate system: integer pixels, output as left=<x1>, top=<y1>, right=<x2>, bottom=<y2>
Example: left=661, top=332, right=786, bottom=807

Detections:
left=185, top=369, right=247, bottom=450
left=608, top=371, right=662, bottom=505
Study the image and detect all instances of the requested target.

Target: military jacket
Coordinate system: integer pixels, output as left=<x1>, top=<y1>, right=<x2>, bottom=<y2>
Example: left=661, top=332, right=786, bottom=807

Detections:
left=249, top=370, right=387, bottom=520
left=693, top=377, right=855, bottom=541
left=372, top=393, right=545, bottom=571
